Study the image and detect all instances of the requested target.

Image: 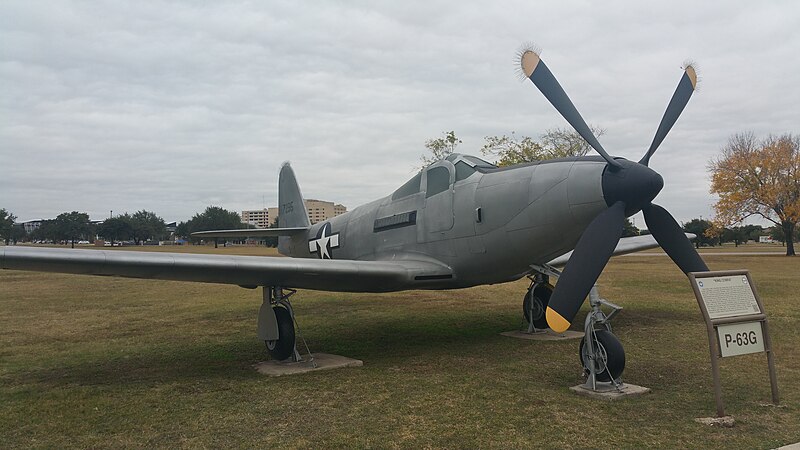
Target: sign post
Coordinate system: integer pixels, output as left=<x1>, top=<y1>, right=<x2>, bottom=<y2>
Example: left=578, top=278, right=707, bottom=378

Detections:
left=688, top=270, right=779, bottom=417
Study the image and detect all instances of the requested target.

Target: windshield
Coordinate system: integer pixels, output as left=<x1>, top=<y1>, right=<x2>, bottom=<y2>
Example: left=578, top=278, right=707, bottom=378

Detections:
left=391, top=172, right=422, bottom=200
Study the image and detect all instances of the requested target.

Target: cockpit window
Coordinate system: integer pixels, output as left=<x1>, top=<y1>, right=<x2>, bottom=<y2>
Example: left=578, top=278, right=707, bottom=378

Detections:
left=426, top=166, right=450, bottom=198
left=464, top=155, right=497, bottom=169
left=392, top=172, right=422, bottom=200
left=455, top=161, right=476, bottom=181
left=445, top=154, right=458, bottom=162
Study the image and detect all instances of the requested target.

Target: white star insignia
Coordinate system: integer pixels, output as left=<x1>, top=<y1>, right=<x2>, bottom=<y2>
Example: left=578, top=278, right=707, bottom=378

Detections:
left=308, top=223, right=340, bottom=259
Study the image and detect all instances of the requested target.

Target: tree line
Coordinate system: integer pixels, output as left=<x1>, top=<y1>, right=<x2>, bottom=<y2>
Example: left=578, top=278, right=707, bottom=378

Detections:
left=0, top=206, right=272, bottom=247
left=682, top=219, right=797, bottom=248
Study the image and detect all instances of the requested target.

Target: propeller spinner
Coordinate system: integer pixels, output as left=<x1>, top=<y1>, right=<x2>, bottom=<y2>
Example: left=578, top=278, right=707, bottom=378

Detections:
left=520, top=49, right=709, bottom=332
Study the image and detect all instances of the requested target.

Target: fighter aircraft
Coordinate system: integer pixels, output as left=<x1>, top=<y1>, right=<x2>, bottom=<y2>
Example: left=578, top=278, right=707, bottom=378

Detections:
left=1, top=49, right=708, bottom=381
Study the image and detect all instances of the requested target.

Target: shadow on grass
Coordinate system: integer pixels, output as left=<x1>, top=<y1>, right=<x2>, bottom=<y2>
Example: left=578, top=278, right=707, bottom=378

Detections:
left=6, top=290, right=709, bottom=391
left=12, top=304, right=700, bottom=389
left=6, top=339, right=260, bottom=388
left=7, top=312, right=532, bottom=388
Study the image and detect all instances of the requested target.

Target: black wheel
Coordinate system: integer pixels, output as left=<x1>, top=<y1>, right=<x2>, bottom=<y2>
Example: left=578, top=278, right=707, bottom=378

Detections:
left=523, top=283, right=553, bottom=329
left=266, top=306, right=296, bottom=361
left=578, top=329, right=625, bottom=382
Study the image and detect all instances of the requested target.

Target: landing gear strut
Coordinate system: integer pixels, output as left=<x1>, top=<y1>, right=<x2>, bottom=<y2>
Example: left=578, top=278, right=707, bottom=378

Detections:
left=259, top=286, right=314, bottom=365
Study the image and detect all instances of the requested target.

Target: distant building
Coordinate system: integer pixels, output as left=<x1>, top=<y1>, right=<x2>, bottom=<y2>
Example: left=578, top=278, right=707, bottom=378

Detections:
left=18, top=220, right=44, bottom=234
left=305, top=199, right=347, bottom=225
left=241, top=207, right=279, bottom=229
left=241, top=199, right=347, bottom=227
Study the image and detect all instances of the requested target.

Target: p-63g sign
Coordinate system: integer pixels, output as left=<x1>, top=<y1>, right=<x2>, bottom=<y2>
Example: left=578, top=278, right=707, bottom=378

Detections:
left=716, top=321, right=765, bottom=357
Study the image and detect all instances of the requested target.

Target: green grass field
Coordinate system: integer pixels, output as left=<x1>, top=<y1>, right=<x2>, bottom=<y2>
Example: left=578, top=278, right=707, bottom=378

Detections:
left=1, top=244, right=798, bottom=448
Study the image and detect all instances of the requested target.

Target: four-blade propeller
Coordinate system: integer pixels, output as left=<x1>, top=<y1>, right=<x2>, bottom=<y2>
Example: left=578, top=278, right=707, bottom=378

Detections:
left=520, top=49, right=709, bottom=333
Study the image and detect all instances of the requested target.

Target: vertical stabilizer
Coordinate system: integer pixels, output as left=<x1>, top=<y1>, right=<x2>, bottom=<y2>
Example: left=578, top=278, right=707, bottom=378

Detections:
left=278, top=162, right=311, bottom=229
left=277, top=162, right=310, bottom=256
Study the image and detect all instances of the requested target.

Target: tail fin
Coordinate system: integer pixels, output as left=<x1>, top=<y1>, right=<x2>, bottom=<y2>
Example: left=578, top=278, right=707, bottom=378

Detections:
left=278, top=162, right=311, bottom=229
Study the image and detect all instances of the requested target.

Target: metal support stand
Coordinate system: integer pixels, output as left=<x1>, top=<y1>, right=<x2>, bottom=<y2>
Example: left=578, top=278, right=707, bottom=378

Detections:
left=582, top=285, right=623, bottom=392
left=265, top=286, right=315, bottom=367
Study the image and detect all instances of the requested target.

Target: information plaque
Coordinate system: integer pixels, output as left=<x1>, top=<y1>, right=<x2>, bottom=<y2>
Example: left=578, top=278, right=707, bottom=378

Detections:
left=695, top=274, right=761, bottom=319
left=688, top=270, right=779, bottom=417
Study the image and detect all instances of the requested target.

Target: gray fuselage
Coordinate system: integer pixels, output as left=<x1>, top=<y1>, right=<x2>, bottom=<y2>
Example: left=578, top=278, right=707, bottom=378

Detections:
left=280, top=154, right=610, bottom=289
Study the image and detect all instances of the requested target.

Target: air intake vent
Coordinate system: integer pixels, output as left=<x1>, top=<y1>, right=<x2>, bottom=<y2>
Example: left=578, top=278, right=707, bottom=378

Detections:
left=374, top=211, right=417, bottom=232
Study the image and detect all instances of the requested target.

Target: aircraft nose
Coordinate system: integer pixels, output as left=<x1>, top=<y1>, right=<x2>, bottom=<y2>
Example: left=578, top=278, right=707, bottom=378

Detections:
left=601, top=159, right=664, bottom=214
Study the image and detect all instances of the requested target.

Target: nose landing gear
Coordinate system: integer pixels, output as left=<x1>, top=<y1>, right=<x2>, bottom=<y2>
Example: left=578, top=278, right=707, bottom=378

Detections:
left=580, top=329, right=625, bottom=383
left=580, top=286, right=625, bottom=389
left=528, top=264, right=627, bottom=390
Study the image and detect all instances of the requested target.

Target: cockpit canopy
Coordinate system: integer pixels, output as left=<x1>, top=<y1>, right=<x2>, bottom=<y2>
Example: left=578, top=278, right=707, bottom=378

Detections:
left=392, top=154, right=496, bottom=200
left=444, top=153, right=497, bottom=169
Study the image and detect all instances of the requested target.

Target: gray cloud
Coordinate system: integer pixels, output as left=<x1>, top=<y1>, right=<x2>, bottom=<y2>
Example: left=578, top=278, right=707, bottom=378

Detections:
left=2, top=1, right=798, bottom=226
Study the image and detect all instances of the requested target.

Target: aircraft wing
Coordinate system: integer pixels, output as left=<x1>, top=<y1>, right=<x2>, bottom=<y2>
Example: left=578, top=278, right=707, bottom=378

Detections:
left=0, top=246, right=452, bottom=293
left=546, top=233, right=697, bottom=267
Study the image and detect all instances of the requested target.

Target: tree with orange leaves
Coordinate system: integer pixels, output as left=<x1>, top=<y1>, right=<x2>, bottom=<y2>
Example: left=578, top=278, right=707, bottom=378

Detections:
left=709, top=132, right=799, bottom=256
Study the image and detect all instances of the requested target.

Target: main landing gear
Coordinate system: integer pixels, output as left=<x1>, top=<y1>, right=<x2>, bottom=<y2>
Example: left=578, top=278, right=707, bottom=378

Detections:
left=258, top=286, right=314, bottom=364
left=523, top=272, right=554, bottom=332
left=528, top=264, right=626, bottom=389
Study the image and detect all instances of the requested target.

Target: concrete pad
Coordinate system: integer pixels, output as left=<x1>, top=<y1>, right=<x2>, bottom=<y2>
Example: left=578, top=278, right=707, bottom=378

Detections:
left=501, top=330, right=584, bottom=341
left=570, top=382, right=650, bottom=400
left=694, top=416, right=735, bottom=427
left=253, top=353, right=363, bottom=377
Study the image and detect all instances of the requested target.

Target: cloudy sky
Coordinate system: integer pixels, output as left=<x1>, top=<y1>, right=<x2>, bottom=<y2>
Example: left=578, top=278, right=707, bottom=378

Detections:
left=2, top=1, right=798, bottom=227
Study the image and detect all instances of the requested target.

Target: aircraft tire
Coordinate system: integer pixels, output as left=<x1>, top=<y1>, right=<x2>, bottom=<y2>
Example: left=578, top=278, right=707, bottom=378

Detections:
left=579, top=330, right=625, bottom=382
left=523, top=283, right=552, bottom=329
left=266, top=306, right=296, bottom=361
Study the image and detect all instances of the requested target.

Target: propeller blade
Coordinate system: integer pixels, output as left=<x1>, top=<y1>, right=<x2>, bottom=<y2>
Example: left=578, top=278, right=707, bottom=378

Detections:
left=639, top=65, right=698, bottom=166
left=643, top=203, right=709, bottom=273
left=520, top=50, right=622, bottom=170
left=546, top=201, right=627, bottom=332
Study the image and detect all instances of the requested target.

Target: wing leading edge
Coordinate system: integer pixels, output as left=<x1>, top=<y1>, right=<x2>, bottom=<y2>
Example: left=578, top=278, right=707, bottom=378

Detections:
left=0, top=247, right=452, bottom=293
left=546, top=233, right=697, bottom=267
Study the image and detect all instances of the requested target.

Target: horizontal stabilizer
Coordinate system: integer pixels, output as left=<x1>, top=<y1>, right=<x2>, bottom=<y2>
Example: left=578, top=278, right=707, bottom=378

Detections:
left=191, top=227, right=308, bottom=238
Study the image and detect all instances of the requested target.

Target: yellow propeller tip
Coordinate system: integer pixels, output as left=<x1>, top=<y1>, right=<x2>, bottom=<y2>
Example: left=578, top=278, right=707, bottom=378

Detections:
left=546, top=307, right=571, bottom=333
left=682, top=61, right=698, bottom=89
left=685, top=66, right=697, bottom=89
left=520, top=50, right=540, bottom=78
